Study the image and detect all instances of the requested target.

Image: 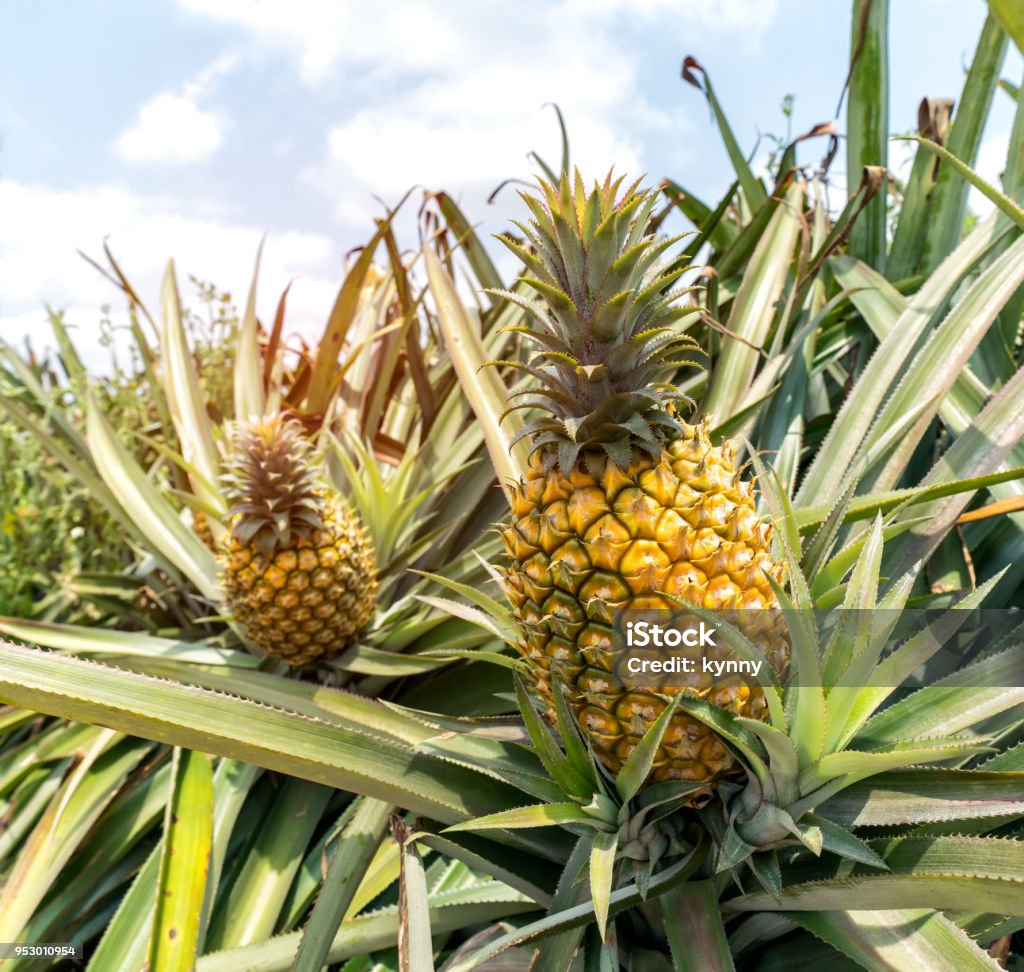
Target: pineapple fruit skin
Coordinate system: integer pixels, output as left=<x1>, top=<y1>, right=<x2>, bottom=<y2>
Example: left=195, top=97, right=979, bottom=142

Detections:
left=502, top=422, right=788, bottom=785
left=221, top=494, right=377, bottom=667
left=193, top=510, right=216, bottom=551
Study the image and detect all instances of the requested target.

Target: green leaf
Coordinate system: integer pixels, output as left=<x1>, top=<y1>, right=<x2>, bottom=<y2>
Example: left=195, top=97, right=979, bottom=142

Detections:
left=856, top=645, right=1024, bottom=747
left=727, top=836, right=1024, bottom=915
left=737, top=719, right=799, bottom=805
left=789, top=909, right=1002, bottom=971
left=846, top=0, right=889, bottom=268
left=771, top=593, right=826, bottom=773
left=660, top=178, right=739, bottom=254
left=590, top=830, right=618, bottom=941
left=702, top=180, right=802, bottom=421
left=12, top=755, right=166, bottom=943
left=201, top=760, right=262, bottom=951
left=196, top=883, right=537, bottom=972
left=206, top=778, right=335, bottom=950
left=831, top=253, right=1001, bottom=447
left=662, top=600, right=784, bottom=731
left=921, top=14, right=1011, bottom=271
left=748, top=446, right=802, bottom=560
left=821, top=516, right=883, bottom=691
left=887, top=100, right=953, bottom=280
left=681, top=58, right=766, bottom=215
left=797, top=211, right=1009, bottom=507
left=425, top=246, right=529, bottom=504
left=660, top=881, right=735, bottom=972
left=740, top=871, right=1024, bottom=915
left=530, top=836, right=592, bottom=972
left=0, top=734, right=148, bottom=941
left=0, top=643, right=533, bottom=826
left=978, top=743, right=1024, bottom=771
left=87, top=842, right=164, bottom=972
left=415, top=824, right=554, bottom=908
left=0, top=384, right=154, bottom=554
left=305, top=207, right=397, bottom=413
left=747, top=850, right=783, bottom=904
left=344, top=830, right=402, bottom=920
left=393, top=816, right=435, bottom=972
left=441, top=840, right=708, bottom=972
left=864, top=232, right=1024, bottom=495
left=428, top=192, right=505, bottom=305
left=411, top=568, right=512, bottom=626
left=0, top=765, right=66, bottom=867
left=795, top=469, right=1024, bottom=537
left=819, top=769, right=1024, bottom=827
left=908, top=135, right=1024, bottom=231
left=413, top=589, right=517, bottom=646
left=1004, top=65, right=1024, bottom=199
left=990, top=0, right=1024, bottom=53
left=865, top=571, right=1003, bottom=692
left=86, top=390, right=221, bottom=601
left=45, top=307, right=86, bottom=381
left=801, top=738, right=989, bottom=792
left=445, top=803, right=606, bottom=833
left=151, top=748, right=213, bottom=972
left=159, top=260, right=222, bottom=510
left=515, top=673, right=594, bottom=802
left=0, top=720, right=106, bottom=797
left=332, top=642, right=452, bottom=677
left=806, top=814, right=889, bottom=870
left=714, top=824, right=758, bottom=872
left=234, top=239, right=267, bottom=422
left=0, top=615, right=256, bottom=667
left=616, top=695, right=683, bottom=804
left=552, top=680, right=600, bottom=793
left=674, top=698, right=770, bottom=786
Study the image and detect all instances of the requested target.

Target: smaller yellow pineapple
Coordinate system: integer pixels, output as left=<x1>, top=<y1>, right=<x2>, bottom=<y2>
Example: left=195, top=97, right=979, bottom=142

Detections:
left=219, top=417, right=377, bottom=666
left=193, top=510, right=217, bottom=551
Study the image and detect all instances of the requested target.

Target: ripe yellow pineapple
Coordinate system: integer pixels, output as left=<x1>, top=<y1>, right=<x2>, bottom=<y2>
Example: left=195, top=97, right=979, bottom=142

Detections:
left=498, top=173, right=788, bottom=786
left=193, top=510, right=217, bottom=551
left=219, top=416, right=377, bottom=666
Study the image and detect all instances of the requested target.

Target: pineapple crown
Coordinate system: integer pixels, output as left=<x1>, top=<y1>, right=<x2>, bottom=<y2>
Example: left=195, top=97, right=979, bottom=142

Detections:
left=221, top=416, right=325, bottom=556
left=493, top=170, right=702, bottom=474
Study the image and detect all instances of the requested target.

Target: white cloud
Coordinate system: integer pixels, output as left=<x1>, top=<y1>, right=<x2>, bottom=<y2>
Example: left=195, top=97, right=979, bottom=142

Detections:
left=115, top=93, right=225, bottom=163
left=176, top=0, right=693, bottom=212
left=685, top=0, right=778, bottom=29
left=114, top=55, right=236, bottom=164
left=318, top=70, right=652, bottom=198
left=0, top=180, right=349, bottom=371
left=584, top=0, right=778, bottom=30
left=178, top=1, right=463, bottom=84
left=176, top=0, right=773, bottom=241
left=178, top=0, right=778, bottom=84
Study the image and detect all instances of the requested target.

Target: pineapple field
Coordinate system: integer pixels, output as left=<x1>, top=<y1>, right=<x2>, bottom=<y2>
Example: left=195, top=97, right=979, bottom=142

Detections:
left=2, top=1, right=1024, bottom=969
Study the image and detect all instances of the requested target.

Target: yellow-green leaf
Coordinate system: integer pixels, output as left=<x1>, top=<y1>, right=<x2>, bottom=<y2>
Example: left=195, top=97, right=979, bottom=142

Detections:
left=151, top=748, right=213, bottom=972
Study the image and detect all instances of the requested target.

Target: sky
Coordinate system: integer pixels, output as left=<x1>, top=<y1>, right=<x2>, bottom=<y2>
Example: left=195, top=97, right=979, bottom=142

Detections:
left=1, top=0, right=1021, bottom=370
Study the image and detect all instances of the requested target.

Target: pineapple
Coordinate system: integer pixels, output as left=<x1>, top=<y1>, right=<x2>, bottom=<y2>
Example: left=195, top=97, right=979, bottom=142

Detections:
left=498, top=173, right=788, bottom=785
left=193, top=509, right=216, bottom=551
left=219, top=416, right=377, bottom=666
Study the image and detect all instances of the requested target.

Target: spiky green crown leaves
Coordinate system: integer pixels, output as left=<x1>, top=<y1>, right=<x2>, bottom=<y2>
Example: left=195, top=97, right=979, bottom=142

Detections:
left=222, top=416, right=325, bottom=556
left=494, top=171, right=702, bottom=473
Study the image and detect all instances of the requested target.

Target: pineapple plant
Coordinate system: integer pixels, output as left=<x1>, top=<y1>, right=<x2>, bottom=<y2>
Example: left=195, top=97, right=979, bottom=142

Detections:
left=219, top=416, right=378, bottom=665
left=497, top=173, right=788, bottom=787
